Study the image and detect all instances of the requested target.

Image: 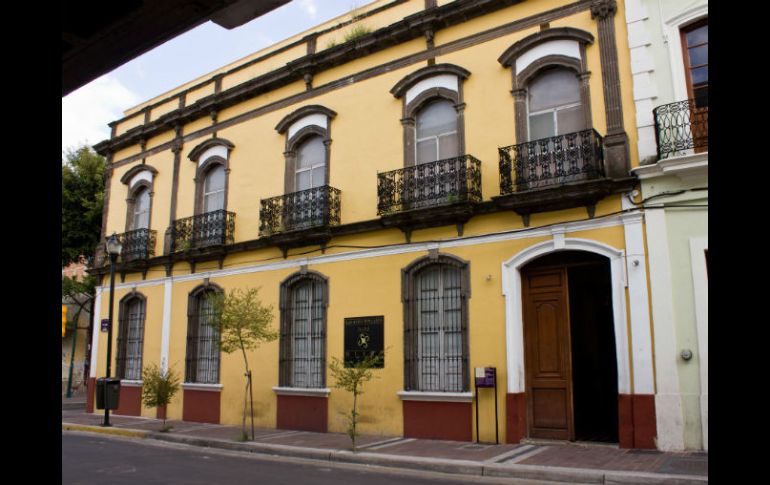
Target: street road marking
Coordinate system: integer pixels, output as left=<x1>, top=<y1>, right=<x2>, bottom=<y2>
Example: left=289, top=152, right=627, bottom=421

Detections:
left=503, top=445, right=549, bottom=464
left=365, top=438, right=417, bottom=450
left=485, top=445, right=534, bottom=463
left=356, top=437, right=405, bottom=450
left=257, top=430, right=306, bottom=440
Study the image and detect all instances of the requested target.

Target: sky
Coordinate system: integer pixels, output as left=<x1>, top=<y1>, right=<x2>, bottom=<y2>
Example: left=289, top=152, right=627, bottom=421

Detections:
left=61, top=0, right=377, bottom=159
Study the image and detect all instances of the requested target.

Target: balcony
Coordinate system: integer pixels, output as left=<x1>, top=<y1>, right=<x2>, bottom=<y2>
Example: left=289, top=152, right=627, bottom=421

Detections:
left=654, top=98, right=708, bottom=160
left=171, top=209, right=235, bottom=252
left=259, top=186, right=341, bottom=254
left=377, top=155, right=482, bottom=239
left=117, top=228, right=156, bottom=262
left=494, top=129, right=632, bottom=222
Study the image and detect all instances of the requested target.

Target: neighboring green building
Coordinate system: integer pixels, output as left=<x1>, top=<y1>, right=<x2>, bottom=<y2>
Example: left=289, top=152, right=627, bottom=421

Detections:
left=624, top=0, right=707, bottom=451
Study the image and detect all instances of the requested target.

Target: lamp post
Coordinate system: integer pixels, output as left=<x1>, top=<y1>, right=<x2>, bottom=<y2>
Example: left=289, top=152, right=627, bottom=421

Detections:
left=103, top=233, right=122, bottom=427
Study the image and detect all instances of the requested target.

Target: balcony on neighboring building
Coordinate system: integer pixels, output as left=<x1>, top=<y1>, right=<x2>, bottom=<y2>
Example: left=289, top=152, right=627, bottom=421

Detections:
left=376, top=155, right=482, bottom=240
left=170, top=210, right=235, bottom=252
left=653, top=98, right=708, bottom=160
left=258, top=186, right=341, bottom=254
left=494, top=129, right=631, bottom=223
left=117, top=228, right=157, bottom=262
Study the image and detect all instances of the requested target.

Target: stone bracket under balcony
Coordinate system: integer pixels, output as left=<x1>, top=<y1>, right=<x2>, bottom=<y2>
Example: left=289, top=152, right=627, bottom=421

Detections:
left=379, top=201, right=477, bottom=243
left=492, top=177, right=637, bottom=226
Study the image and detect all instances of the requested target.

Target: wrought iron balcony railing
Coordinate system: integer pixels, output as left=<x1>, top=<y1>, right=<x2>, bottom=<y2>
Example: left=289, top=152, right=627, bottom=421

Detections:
left=259, top=185, right=341, bottom=236
left=116, top=228, right=156, bottom=262
left=498, top=129, right=605, bottom=195
left=653, top=98, right=708, bottom=159
left=171, top=209, right=235, bottom=252
left=377, top=155, right=482, bottom=215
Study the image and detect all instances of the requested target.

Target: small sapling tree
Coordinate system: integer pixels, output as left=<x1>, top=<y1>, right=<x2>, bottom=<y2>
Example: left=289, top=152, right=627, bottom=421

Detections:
left=141, top=363, right=181, bottom=432
left=329, top=350, right=384, bottom=451
left=209, top=287, right=277, bottom=441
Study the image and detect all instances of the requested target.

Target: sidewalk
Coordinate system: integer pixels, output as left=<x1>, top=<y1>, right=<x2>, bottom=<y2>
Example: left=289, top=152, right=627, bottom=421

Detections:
left=62, top=407, right=707, bottom=484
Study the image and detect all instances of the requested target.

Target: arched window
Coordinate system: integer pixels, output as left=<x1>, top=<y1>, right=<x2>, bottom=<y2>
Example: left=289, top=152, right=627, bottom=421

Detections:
left=295, top=136, right=326, bottom=191
left=527, top=67, right=585, bottom=140
left=403, top=254, right=470, bottom=392
left=202, top=164, right=226, bottom=213
left=416, top=99, right=459, bottom=164
left=279, top=272, right=328, bottom=389
left=185, top=285, right=221, bottom=384
left=117, top=293, right=146, bottom=380
left=131, top=186, right=151, bottom=230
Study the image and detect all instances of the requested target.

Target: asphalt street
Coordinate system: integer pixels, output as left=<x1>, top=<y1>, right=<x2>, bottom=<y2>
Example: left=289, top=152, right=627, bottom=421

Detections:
left=62, top=432, right=580, bottom=485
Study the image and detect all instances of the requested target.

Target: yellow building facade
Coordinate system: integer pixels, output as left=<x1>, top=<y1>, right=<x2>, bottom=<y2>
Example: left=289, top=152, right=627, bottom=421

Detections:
left=90, top=0, right=657, bottom=448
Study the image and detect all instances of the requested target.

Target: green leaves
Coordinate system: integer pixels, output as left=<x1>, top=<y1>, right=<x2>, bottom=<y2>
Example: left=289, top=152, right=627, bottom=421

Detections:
left=329, top=352, right=383, bottom=396
left=141, top=363, right=181, bottom=409
left=207, top=287, right=277, bottom=355
left=62, top=145, right=106, bottom=266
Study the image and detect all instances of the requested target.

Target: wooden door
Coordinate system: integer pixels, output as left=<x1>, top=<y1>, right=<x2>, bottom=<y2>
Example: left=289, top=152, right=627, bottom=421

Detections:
left=523, top=267, right=573, bottom=440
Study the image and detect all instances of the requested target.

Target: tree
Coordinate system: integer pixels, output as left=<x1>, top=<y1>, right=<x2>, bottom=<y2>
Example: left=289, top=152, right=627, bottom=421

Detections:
left=62, top=145, right=105, bottom=267
left=141, top=363, right=181, bottom=431
left=329, top=351, right=384, bottom=451
left=209, top=287, right=277, bottom=440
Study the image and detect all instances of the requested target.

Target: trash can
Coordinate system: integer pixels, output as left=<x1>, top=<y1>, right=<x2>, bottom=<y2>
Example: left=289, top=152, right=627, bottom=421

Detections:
left=95, top=378, right=121, bottom=410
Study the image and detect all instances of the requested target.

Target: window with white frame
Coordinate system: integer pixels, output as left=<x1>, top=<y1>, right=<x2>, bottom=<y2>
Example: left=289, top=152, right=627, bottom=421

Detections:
left=415, top=99, right=459, bottom=164
left=295, top=136, right=327, bottom=191
left=527, top=67, right=585, bottom=141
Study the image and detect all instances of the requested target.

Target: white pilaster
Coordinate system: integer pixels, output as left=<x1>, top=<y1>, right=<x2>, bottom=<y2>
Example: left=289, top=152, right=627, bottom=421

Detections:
left=88, top=287, right=103, bottom=377
left=689, top=237, right=708, bottom=451
left=160, top=278, right=173, bottom=373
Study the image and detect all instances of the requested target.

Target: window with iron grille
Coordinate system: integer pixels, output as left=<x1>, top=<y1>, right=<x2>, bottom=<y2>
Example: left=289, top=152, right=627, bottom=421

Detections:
left=403, top=255, right=469, bottom=392
left=117, top=293, right=145, bottom=380
left=279, top=273, right=327, bottom=388
left=185, top=287, right=221, bottom=384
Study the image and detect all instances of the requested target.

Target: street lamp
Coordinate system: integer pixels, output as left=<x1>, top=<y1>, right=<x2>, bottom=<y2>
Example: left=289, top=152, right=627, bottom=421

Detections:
left=103, top=233, right=122, bottom=427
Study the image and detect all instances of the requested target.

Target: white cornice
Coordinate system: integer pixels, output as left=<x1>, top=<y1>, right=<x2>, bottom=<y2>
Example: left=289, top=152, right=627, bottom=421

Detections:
left=397, top=391, right=473, bottom=402
left=632, top=153, right=708, bottom=181
left=272, top=387, right=331, bottom=397
left=182, top=383, right=223, bottom=392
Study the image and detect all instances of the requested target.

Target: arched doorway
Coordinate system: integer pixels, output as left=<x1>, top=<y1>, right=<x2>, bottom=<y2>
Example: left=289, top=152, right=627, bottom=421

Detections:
left=521, top=250, right=618, bottom=443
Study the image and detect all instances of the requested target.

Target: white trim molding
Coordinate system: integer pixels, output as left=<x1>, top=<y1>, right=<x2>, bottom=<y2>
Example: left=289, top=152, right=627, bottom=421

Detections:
left=663, top=5, right=709, bottom=103
left=89, top=287, right=103, bottom=378
left=120, top=380, right=143, bottom=388
left=405, top=74, right=459, bottom=105
left=689, top=236, right=708, bottom=452
left=160, top=278, right=173, bottom=373
left=632, top=152, right=708, bottom=182
left=397, top=391, right=474, bottom=402
left=515, top=39, right=581, bottom=74
left=501, top=238, right=631, bottom=395
left=182, top=383, right=223, bottom=392
left=272, top=387, right=331, bottom=398
left=287, top=113, right=328, bottom=140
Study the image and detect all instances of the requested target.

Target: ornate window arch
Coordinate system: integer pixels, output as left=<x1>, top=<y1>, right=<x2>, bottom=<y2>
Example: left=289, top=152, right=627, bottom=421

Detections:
left=185, top=282, right=223, bottom=384
left=391, top=64, right=470, bottom=166
left=120, top=164, right=158, bottom=232
left=498, top=28, right=594, bottom=143
left=278, top=270, right=329, bottom=388
left=275, top=105, right=336, bottom=194
left=188, top=138, right=234, bottom=215
left=402, top=252, right=470, bottom=392
left=116, top=291, right=146, bottom=381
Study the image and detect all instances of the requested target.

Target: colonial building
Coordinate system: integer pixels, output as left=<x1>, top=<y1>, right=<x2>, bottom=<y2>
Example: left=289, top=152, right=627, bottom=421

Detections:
left=624, top=0, right=708, bottom=451
left=89, top=0, right=660, bottom=448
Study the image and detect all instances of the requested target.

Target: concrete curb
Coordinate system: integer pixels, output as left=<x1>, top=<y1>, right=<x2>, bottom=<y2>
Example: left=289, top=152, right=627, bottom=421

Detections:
left=63, top=423, right=707, bottom=485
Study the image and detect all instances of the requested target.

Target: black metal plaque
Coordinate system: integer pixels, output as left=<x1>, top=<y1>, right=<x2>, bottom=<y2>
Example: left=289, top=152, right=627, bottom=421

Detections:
left=344, top=316, right=384, bottom=368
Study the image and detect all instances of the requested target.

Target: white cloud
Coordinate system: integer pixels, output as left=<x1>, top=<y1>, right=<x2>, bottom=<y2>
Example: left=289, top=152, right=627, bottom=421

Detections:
left=299, top=0, right=317, bottom=19
left=61, top=75, right=140, bottom=159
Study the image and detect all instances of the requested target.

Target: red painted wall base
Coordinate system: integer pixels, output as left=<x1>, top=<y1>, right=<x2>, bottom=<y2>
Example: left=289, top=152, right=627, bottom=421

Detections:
left=505, top=393, right=527, bottom=444
left=182, top=389, right=221, bottom=424
left=403, top=400, right=472, bottom=441
left=276, top=395, right=328, bottom=432
left=114, top=385, right=142, bottom=416
left=618, top=394, right=656, bottom=449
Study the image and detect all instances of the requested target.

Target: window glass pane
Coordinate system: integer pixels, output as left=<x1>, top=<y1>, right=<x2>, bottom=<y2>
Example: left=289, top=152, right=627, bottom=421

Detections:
left=297, top=136, right=325, bottom=169
left=438, top=133, right=459, bottom=160
left=312, top=166, right=325, bottom=187
left=688, top=45, right=707, bottom=67
left=417, top=100, right=457, bottom=139
left=204, top=165, right=225, bottom=193
left=416, top=138, right=437, bottom=165
left=133, top=189, right=150, bottom=229
left=690, top=66, right=708, bottom=85
left=529, top=112, right=555, bottom=141
left=295, top=169, right=311, bottom=191
left=528, top=69, right=580, bottom=111
left=204, top=191, right=224, bottom=212
left=557, top=105, right=585, bottom=135
left=685, top=24, right=707, bottom=47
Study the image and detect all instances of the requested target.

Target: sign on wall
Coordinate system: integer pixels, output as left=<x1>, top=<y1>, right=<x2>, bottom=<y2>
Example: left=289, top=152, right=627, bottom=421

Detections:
left=344, top=316, right=384, bottom=368
left=100, top=318, right=110, bottom=332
